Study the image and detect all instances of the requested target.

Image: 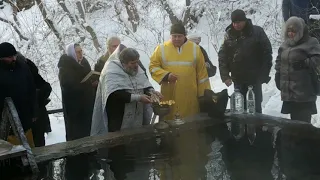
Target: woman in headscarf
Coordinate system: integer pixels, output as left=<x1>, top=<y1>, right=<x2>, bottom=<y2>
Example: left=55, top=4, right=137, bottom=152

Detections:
left=91, top=45, right=160, bottom=136
left=58, top=43, right=96, bottom=141
left=275, top=16, right=320, bottom=123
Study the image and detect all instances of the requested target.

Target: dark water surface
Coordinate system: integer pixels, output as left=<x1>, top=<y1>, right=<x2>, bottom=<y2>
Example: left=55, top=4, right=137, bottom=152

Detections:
left=6, top=121, right=320, bottom=180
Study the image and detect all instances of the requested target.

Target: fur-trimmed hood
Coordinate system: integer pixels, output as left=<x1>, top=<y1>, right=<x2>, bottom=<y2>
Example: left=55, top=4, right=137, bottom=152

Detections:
left=284, top=16, right=309, bottom=46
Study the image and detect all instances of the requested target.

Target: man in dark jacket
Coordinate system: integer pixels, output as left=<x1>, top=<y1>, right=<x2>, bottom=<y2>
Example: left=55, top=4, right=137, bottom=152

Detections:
left=218, top=9, right=272, bottom=113
left=282, top=0, right=319, bottom=24
left=0, top=42, right=37, bottom=146
left=17, top=52, right=52, bottom=147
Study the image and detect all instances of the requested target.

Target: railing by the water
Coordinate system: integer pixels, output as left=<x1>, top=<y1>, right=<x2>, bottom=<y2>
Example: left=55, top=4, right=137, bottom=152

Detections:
left=0, top=97, right=39, bottom=173
left=47, top=108, right=63, bottom=114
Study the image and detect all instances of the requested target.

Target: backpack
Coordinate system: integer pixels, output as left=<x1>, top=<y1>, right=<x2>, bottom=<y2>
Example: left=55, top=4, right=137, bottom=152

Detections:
left=198, top=89, right=229, bottom=118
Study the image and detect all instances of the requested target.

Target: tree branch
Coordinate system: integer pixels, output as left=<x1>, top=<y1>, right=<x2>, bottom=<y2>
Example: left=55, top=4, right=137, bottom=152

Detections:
left=188, top=7, right=205, bottom=29
left=114, top=4, right=131, bottom=35
left=0, top=17, right=28, bottom=41
left=56, top=0, right=85, bottom=42
left=158, top=0, right=181, bottom=24
left=182, top=0, right=191, bottom=25
left=75, top=1, right=101, bottom=52
left=5, top=1, right=20, bottom=27
left=35, top=0, right=64, bottom=52
left=122, top=0, right=140, bottom=32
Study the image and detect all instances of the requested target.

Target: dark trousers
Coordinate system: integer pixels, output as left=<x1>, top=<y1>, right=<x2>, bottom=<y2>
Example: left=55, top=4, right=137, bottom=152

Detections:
left=290, top=110, right=312, bottom=123
left=234, top=83, right=263, bottom=113
left=32, top=124, right=45, bottom=147
left=281, top=101, right=316, bottom=123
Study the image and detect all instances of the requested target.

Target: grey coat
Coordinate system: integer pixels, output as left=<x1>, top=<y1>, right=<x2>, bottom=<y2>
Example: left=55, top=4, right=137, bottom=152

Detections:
left=275, top=17, right=320, bottom=102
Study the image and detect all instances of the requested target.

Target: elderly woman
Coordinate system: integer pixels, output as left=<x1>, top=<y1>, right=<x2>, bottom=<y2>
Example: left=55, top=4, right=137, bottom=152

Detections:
left=58, top=43, right=96, bottom=141
left=187, top=34, right=216, bottom=77
left=91, top=46, right=161, bottom=136
left=275, top=16, right=320, bottom=123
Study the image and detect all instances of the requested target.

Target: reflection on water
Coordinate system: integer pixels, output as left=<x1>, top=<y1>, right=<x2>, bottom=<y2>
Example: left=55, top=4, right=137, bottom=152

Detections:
left=8, top=121, right=320, bottom=180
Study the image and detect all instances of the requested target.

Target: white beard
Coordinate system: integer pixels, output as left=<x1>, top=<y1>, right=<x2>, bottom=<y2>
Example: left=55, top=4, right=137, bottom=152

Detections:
left=125, top=67, right=138, bottom=76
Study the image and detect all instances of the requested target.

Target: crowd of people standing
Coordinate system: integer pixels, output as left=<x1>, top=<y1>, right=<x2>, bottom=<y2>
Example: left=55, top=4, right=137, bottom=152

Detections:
left=0, top=5, right=319, bottom=150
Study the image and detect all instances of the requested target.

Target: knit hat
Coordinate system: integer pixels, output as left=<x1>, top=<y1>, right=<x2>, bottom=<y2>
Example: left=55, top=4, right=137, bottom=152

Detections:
left=0, top=42, right=17, bottom=58
left=231, top=9, right=247, bottom=22
left=170, top=23, right=186, bottom=35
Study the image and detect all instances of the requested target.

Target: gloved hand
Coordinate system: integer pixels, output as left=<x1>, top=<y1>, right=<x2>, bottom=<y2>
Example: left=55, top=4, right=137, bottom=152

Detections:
left=292, top=60, right=307, bottom=71
left=275, top=73, right=280, bottom=90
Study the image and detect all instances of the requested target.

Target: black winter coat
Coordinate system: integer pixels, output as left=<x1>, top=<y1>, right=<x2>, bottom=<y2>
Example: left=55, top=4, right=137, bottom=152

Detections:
left=218, top=19, right=273, bottom=84
left=25, top=58, right=52, bottom=133
left=58, top=55, right=95, bottom=141
left=0, top=57, right=37, bottom=132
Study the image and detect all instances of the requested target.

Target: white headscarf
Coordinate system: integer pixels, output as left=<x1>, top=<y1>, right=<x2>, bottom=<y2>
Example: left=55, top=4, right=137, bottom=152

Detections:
left=65, top=43, right=78, bottom=61
left=187, top=34, right=201, bottom=44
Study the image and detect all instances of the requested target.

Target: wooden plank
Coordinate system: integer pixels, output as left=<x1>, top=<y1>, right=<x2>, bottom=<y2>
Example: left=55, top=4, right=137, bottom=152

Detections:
left=0, top=145, right=27, bottom=161
left=47, top=108, right=63, bottom=115
left=32, top=113, right=225, bottom=163
left=4, top=98, right=39, bottom=173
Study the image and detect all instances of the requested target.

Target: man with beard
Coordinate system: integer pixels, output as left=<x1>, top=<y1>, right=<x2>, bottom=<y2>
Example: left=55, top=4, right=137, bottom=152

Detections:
left=218, top=9, right=272, bottom=113
left=91, top=47, right=161, bottom=180
left=0, top=42, right=37, bottom=147
left=91, top=47, right=161, bottom=135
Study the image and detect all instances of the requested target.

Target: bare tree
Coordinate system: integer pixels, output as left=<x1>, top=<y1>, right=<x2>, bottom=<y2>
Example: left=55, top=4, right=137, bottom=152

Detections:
left=75, top=1, right=101, bottom=52
left=122, top=0, right=140, bottom=32
left=15, top=0, right=34, bottom=11
left=158, top=0, right=181, bottom=24
left=114, top=4, right=131, bottom=35
left=0, top=17, right=28, bottom=41
left=158, top=0, right=205, bottom=29
left=82, top=0, right=109, bottom=13
left=4, top=0, right=21, bottom=27
left=56, top=0, right=85, bottom=42
left=35, top=0, right=64, bottom=52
